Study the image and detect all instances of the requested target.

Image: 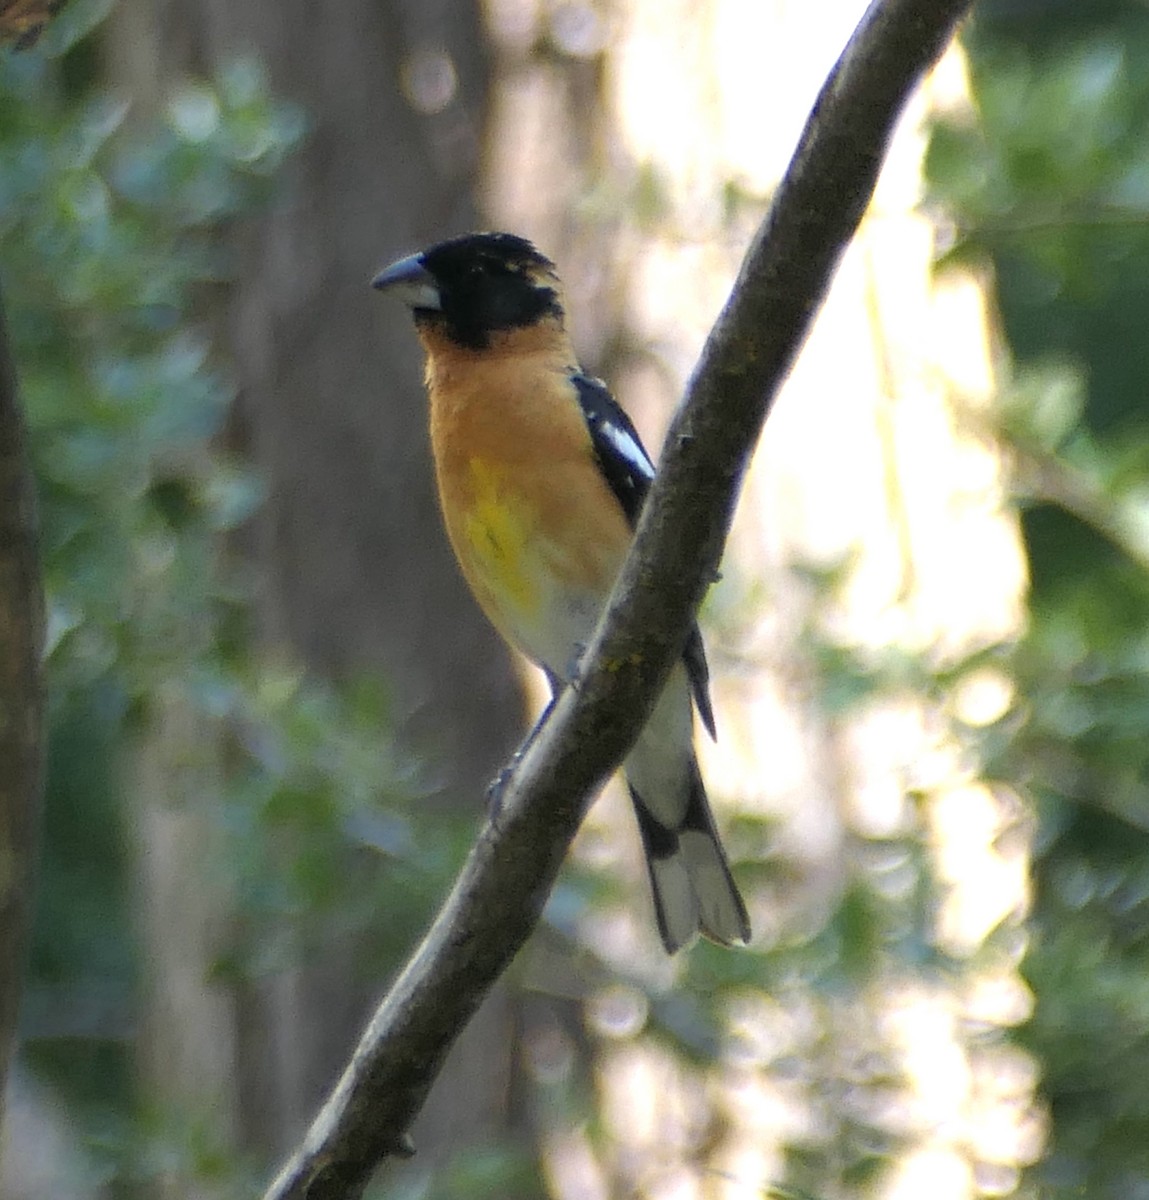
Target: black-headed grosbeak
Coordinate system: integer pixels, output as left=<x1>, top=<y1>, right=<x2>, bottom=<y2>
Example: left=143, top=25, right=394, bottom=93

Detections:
left=373, top=232, right=749, bottom=954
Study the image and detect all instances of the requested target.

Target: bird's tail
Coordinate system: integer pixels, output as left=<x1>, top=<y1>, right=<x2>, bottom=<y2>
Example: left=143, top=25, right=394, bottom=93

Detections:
left=629, top=761, right=750, bottom=954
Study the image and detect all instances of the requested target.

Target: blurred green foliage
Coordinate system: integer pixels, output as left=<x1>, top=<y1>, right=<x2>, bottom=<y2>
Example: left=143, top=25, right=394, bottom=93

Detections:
left=928, top=0, right=1149, bottom=1193
left=17, top=0, right=1149, bottom=1195
left=2, top=3, right=474, bottom=1191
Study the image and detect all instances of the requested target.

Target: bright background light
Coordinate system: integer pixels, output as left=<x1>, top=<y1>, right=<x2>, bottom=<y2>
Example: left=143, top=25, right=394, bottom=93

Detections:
left=484, top=1, right=1039, bottom=1195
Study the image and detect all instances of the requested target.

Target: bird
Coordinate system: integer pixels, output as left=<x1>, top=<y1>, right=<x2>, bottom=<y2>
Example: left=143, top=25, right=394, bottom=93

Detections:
left=372, top=231, right=749, bottom=953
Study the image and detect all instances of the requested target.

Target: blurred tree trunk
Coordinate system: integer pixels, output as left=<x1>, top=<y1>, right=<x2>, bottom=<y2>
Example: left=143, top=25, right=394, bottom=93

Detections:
left=105, top=0, right=529, bottom=1178
left=0, top=292, right=44, bottom=1121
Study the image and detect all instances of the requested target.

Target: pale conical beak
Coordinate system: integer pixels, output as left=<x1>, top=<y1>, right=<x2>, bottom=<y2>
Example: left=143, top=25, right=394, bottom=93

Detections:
left=371, top=253, right=442, bottom=311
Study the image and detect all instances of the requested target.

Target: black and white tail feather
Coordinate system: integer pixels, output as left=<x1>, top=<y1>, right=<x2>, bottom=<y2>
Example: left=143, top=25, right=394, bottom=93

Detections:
left=573, top=375, right=750, bottom=953
left=631, top=767, right=750, bottom=951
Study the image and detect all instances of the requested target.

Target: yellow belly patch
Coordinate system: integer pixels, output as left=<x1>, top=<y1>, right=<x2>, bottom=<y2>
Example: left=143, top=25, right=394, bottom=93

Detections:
left=461, top=458, right=539, bottom=616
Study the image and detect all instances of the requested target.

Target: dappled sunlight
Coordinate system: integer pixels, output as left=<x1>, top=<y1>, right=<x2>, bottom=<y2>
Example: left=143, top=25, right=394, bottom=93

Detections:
left=930, top=783, right=1030, bottom=955
left=485, top=0, right=1035, bottom=1195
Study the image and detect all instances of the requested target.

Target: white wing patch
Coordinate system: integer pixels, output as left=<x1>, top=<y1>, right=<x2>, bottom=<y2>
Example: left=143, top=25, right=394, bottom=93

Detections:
left=599, top=418, right=654, bottom=481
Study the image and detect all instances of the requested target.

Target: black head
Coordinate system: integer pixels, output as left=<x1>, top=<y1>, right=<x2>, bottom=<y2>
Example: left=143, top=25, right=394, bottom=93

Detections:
left=372, top=232, right=563, bottom=349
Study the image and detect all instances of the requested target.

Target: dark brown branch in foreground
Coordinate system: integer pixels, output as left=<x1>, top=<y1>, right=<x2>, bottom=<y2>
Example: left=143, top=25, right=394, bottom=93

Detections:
left=0, top=291, right=45, bottom=1116
left=263, top=1, right=976, bottom=1196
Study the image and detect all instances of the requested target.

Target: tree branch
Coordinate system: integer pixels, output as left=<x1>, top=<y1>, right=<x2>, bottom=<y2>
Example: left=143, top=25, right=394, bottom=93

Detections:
left=0, top=289, right=44, bottom=1118
left=263, top=0, right=976, bottom=1196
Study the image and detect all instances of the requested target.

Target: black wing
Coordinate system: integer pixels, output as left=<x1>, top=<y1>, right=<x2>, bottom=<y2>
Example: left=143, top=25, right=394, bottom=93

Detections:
left=682, top=625, right=715, bottom=740
left=572, top=373, right=654, bottom=525
left=571, top=373, right=716, bottom=739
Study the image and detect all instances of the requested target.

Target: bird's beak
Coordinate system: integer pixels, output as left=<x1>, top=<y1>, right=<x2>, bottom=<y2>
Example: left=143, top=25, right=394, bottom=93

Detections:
left=371, top=252, right=442, bottom=311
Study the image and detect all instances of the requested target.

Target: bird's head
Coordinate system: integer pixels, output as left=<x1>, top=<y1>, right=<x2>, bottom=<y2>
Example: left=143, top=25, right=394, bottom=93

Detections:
left=372, top=232, right=564, bottom=351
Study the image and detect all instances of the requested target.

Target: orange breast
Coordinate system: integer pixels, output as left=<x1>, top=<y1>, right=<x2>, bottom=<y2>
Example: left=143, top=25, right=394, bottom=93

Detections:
left=421, top=329, right=633, bottom=664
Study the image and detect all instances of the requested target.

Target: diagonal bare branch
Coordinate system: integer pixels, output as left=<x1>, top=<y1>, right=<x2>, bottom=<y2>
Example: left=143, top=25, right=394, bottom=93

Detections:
left=263, top=1, right=977, bottom=1196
